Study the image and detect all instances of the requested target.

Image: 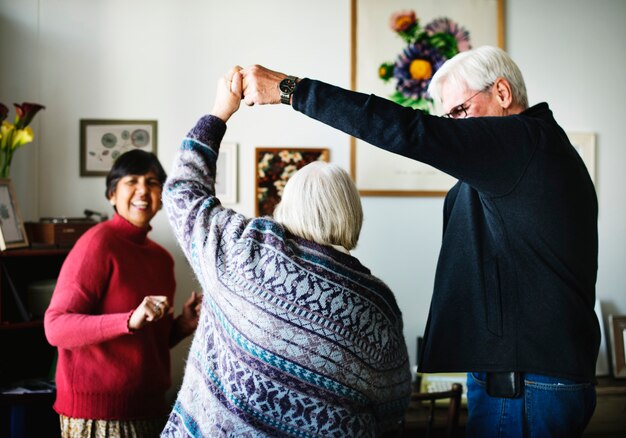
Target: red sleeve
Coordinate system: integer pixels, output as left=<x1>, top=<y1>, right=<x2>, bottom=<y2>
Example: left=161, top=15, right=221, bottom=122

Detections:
left=44, top=229, right=134, bottom=349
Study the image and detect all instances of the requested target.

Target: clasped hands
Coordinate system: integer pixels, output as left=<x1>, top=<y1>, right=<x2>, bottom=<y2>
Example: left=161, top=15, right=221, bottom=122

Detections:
left=128, top=291, right=202, bottom=332
left=211, top=65, right=289, bottom=123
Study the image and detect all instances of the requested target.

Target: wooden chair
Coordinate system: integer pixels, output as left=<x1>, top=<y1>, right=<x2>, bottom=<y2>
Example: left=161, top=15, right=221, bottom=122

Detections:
left=408, top=382, right=463, bottom=438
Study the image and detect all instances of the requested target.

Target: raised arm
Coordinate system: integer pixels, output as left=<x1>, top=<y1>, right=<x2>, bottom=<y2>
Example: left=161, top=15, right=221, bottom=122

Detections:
left=162, top=67, right=247, bottom=262
left=241, top=65, right=539, bottom=196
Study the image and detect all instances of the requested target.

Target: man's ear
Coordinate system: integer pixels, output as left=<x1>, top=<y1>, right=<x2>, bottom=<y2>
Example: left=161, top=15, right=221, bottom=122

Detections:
left=494, top=77, right=513, bottom=109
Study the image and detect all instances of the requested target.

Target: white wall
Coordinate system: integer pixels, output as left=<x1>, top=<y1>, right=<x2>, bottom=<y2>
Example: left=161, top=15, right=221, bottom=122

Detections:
left=1, top=0, right=625, bottom=403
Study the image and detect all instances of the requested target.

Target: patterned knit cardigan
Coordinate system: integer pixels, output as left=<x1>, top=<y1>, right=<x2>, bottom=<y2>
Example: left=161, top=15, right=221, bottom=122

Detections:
left=161, top=115, right=412, bottom=437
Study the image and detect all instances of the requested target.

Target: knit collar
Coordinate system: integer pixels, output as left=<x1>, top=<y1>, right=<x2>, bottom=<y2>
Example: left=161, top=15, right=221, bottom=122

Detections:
left=331, top=244, right=350, bottom=255
left=111, top=213, right=151, bottom=244
left=289, top=233, right=370, bottom=275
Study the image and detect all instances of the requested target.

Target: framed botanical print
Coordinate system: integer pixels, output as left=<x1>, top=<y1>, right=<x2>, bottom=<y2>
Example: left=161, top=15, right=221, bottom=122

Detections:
left=350, top=0, right=505, bottom=196
left=80, top=119, right=157, bottom=176
left=255, top=147, right=329, bottom=216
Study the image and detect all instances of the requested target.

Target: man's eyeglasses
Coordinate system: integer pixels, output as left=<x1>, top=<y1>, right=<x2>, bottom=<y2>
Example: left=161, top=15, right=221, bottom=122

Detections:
left=443, top=88, right=487, bottom=119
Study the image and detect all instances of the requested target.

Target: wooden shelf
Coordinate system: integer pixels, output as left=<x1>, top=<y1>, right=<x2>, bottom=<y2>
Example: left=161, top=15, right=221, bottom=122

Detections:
left=0, top=320, right=44, bottom=330
left=0, top=247, right=70, bottom=258
left=0, top=244, right=73, bottom=438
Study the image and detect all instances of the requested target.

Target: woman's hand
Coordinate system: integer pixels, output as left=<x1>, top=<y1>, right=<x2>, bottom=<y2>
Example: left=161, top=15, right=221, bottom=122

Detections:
left=128, top=295, right=171, bottom=331
left=175, top=291, right=203, bottom=337
left=211, top=66, right=243, bottom=123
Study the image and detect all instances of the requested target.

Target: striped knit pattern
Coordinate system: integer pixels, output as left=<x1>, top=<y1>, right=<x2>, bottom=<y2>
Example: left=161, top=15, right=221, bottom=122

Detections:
left=161, top=115, right=411, bottom=437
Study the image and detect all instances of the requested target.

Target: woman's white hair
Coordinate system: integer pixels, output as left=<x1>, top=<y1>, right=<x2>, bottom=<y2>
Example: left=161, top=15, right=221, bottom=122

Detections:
left=429, top=45, right=528, bottom=109
left=273, top=161, right=363, bottom=250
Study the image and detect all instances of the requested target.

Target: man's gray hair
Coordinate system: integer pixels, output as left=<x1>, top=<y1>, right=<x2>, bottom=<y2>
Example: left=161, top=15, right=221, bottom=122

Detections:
left=429, top=45, right=528, bottom=109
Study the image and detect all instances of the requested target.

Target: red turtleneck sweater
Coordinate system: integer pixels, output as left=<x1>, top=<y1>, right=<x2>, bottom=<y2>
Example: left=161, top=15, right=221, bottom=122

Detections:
left=44, top=214, right=176, bottom=420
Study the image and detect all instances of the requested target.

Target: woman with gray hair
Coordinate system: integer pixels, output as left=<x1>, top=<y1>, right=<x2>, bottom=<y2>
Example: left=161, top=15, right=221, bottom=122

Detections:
left=160, top=67, right=412, bottom=437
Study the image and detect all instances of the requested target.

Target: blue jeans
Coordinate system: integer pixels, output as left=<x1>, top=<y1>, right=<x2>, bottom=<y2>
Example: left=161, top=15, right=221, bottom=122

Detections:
left=466, top=372, right=596, bottom=438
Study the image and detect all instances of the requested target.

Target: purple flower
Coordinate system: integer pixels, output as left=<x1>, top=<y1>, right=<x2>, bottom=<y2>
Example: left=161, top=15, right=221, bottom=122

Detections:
left=425, top=17, right=471, bottom=53
left=393, top=40, right=446, bottom=101
left=13, top=102, right=46, bottom=129
left=0, top=103, right=8, bottom=123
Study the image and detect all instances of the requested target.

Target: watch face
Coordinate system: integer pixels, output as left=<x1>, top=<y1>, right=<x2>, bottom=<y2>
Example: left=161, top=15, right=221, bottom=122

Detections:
left=280, top=79, right=295, bottom=93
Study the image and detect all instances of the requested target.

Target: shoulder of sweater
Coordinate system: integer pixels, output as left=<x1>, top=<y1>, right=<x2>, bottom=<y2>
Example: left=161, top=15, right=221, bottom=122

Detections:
left=143, top=237, right=175, bottom=263
left=72, top=221, right=115, bottom=250
left=72, top=221, right=168, bottom=252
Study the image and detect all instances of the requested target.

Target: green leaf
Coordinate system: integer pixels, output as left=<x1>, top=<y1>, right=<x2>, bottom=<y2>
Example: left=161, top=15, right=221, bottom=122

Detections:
left=429, top=33, right=458, bottom=59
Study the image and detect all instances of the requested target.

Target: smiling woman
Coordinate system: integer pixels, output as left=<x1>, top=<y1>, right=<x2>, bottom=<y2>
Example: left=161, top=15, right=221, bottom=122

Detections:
left=106, top=150, right=166, bottom=229
left=44, top=148, right=203, bottom=438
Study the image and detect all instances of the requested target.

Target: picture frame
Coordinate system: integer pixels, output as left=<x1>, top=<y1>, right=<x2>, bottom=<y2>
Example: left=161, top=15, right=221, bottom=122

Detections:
left=608, top=315, right=626, bottom=379
left=80, top=119, right=158, bottom=176
left=215, top=142, right=238, bottom=204
left=0, top=179, right=29, bottom=251
left=595, top=300, right=610, bottom=376
left=567, top=132, right=596, bottom=183
left=255, top=147, right=329, bottom=217
left=350, top=0, right=505, bottom=196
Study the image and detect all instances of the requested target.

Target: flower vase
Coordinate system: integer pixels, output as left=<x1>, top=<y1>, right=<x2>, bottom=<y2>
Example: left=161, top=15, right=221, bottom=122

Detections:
left=0, top=148, right=13, bottom=179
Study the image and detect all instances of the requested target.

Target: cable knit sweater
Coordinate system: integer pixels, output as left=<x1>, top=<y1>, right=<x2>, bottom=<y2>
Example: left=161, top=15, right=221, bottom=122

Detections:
left=161, top=115, right=412, bottom=437
left=44, top=213, right=177, bottom=420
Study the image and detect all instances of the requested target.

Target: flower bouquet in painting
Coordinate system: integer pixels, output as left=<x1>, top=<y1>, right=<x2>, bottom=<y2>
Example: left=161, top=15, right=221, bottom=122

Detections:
left=378, top=10, right=471, bottom=112
left=0, top=102, right=46, bottom=178
left=255, top=148, right=328, bottom=216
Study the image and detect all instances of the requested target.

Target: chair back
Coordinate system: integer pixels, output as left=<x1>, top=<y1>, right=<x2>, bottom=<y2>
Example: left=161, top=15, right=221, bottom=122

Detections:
left=409, top=382, right=463, bottom=438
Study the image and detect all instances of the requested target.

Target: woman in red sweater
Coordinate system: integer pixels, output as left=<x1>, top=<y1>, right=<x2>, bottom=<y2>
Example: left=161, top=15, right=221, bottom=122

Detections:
left=44, top=150, right=202, bottom=438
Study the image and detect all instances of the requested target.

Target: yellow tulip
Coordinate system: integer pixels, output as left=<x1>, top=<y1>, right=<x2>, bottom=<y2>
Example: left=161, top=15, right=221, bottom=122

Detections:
left=11, top=126, right=34, bottom=149
left=0, top=121, right=13, bottom=150
left=0, top=102, right=44, bottom=177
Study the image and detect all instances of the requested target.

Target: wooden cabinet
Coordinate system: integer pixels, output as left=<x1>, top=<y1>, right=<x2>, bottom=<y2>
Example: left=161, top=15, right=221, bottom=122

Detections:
left=0, top=248, right=69, bottom=438
left=584, top=376, right=626, bottom=437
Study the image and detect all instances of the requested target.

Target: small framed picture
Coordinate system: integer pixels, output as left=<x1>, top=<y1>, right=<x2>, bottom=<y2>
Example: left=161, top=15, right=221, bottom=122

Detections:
left=255, top=147, right=329, bottom=216
left=0, top=179, right=29, bottom=251
left=80, top=119, right=158, bottom=176
left=215, top=142, right=238, bottom=204
left=608, top=315, right=626, bottom=378
left=567, top=132, right=596, bottom=183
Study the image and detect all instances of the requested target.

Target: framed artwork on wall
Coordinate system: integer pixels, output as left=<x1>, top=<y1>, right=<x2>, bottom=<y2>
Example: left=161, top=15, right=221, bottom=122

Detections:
left=0, top=179, right=29, bottom=251
left=567, top=132, right=596, bottom=183
left=350, top=0, right=505, bottom=196
left=595, top=300, right=610, bottom=376
left=215, top=142, right=238, bottom=204
left=608, top=315, right=626, bottom=379
left=255, top=147, right=329, bottom=217
left=80, top=119, right=158, bottom=176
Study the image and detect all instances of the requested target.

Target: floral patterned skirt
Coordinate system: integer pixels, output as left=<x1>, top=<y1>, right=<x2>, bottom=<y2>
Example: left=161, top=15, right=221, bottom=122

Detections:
left=59, top=415, right=164, bottom=438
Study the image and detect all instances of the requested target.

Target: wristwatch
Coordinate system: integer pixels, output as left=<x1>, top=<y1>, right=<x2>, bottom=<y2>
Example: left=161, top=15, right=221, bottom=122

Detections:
left=279, top=75, right=298, bottom=105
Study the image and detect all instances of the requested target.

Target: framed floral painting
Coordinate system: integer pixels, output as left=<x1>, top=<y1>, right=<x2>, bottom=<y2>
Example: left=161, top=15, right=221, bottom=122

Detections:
left=80, top=119, right=158, bottom=176
left=255, top=147, right=329, bottom=217
left=350, top=0, right=505, bottom=196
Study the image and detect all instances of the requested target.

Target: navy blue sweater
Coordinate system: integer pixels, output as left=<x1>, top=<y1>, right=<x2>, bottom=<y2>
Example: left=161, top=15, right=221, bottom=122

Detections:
left=293, top=79, right=600, bottom=382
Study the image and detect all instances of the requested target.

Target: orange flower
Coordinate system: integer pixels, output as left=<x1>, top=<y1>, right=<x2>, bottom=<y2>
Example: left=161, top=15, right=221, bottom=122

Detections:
left=389, top=10, right=417, bottom=33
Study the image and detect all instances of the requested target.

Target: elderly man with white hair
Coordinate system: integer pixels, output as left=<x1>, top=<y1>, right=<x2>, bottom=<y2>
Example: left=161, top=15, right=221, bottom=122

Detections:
left=240, top=46, right=599, bottom=437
